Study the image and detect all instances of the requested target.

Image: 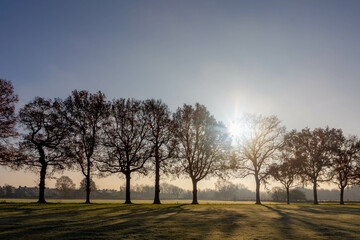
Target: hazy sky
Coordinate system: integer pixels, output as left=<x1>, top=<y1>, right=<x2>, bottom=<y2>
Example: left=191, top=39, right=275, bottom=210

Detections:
left=1, top=0, right=360, bottom=191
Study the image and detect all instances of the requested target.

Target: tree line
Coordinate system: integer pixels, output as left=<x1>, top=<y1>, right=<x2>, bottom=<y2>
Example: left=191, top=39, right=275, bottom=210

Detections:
left=3, top=181, right=360, bottom=202
left=0, top=180, right=258, bottom=201
left=1, top=78, right=360, bottom=205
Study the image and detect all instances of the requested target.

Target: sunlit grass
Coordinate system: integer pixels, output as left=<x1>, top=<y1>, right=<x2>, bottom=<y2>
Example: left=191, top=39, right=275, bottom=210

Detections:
left=0, top=200, right=359, bottom=239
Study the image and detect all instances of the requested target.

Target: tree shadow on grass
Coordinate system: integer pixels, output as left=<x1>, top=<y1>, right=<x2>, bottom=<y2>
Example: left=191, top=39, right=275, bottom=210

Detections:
left=295, top=205, right=360, bottom=215
left=263, top=205, right=360, bottom=239
left=0, top=204, right=248, bottom=240
left=61, top=204, right=248, bottom=239
left=262, top=205, right=294, bottom=239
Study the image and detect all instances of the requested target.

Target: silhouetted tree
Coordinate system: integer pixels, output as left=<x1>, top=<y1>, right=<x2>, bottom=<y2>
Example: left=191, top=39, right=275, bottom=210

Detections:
left=17, top=97, right=71, bottom=203
left=0, top=79, right=18, bottom=165
left=330, top=134, right=360, bottom=204
left=232, top=114, right=285, bottom=204
left=267, top=147, right=300, bottom=204
left=64, top=90, right=110, bottom=204
left=98, top=99, right=152, bottom=204
left=285, top=127, right=341, bottom=204
left=173, top=103, right=230, bottom=204
left=143, top=99, right=176, bottom=204
left=56, top=176, right=75, bottom=198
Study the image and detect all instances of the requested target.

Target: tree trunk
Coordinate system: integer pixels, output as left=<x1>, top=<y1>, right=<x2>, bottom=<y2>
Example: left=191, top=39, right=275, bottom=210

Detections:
left=192, top=179, right=198, bottom=204
left=340, top=186, right=345, bottom=205
left=255, top=174, right=261, bottom=205
left=38, top=162, right=47, bottom=203
left=313, top=180, right=318, bottom=205
left=125, top=172, right=132, bottom=204
left=85, top=160, right=91, bottom=204
left=286, top=187, right=290, bottom=205
left=153, top=158, right=161, bottom=204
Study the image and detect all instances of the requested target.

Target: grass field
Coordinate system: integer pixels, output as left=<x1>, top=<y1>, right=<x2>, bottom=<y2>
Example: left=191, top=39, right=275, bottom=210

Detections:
left=0, top=201, right=359, bottom=239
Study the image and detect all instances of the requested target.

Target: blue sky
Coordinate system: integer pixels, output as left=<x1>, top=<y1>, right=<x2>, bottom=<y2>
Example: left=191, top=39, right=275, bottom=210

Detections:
left=1, top=0, right=360, bottom=190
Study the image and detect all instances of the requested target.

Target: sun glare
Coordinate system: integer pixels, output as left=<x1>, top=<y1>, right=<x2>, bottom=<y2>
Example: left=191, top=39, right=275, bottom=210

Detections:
left=228, top=122, right=243, bottom=138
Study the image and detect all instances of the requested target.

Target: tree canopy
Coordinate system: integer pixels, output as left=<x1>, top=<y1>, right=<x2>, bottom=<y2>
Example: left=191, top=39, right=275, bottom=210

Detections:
left=232, top=114, right=285, bottom=204
left=17, top=97, right=71, bottom=203
left=173, top=103, right=230, bottom=204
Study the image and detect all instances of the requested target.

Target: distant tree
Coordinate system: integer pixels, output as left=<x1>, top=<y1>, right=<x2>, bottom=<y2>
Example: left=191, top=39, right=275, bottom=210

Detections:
left=161, top=183, right=185, bottom=199
left=64, top=90, right=110, bottom=204
left=0, top=186, right=5, bottom=197
left=17, top=97, right=71, bottom=203
left=270, top=187, right=306, bottom=202
left=214, top=180, right=251, bottom=201
left=80, top=177, right=97, bottom=193
left=270, top=187, right=286, bottom=202
left=330, top=134, right=360, bottom=204
left=56, top=176, right=76, bottom=198
left=232, top=114, right=285, bottom=204
left=267, top=142, right=300, bottom=204
left=143, top=99, right=176, bottom=204
left=0, top=79, right=18, bottom=165
left=290, top=188, right=307, bottom=202
left=173, top=103, right=230, bottom=204
left=285, top=127, right=341, bottom=204
left=98, top=99, right=152, bottom=204
left=4, top=185, right=15, bottom=198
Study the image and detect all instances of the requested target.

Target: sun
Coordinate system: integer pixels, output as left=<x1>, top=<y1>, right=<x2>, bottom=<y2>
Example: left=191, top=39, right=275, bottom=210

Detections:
left=227, top=121, right=243, bottom=139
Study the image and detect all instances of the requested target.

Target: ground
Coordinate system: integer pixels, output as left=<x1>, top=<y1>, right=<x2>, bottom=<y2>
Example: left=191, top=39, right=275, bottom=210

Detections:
left=0, top=200, right=359, bottom=239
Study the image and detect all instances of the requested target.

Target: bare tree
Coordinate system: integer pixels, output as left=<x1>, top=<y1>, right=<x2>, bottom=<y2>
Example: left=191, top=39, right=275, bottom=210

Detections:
left=267, top=143, right=300, bottom=204
left=56, top=176, right=76, bottom=198
left=64, top=90, right=110, bottom=204
left=232, top=114, right=285, bottom=205
left=98, top=99, right=152, bottom=204
left=173, top=103, right=230, bottom=204
left=330, top=134, right=360, bottom=204
left=285, top=127, right=341, bottom=204
left=143, top=99, right=176, bottom=204
left=17, top=97, right=71, bottom=203
left=0, top=79, right=18, bottom=165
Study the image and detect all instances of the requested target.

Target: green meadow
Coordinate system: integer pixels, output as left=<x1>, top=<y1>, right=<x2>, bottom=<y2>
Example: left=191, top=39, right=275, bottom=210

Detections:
left=0, top=201, right=359, bottom=239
